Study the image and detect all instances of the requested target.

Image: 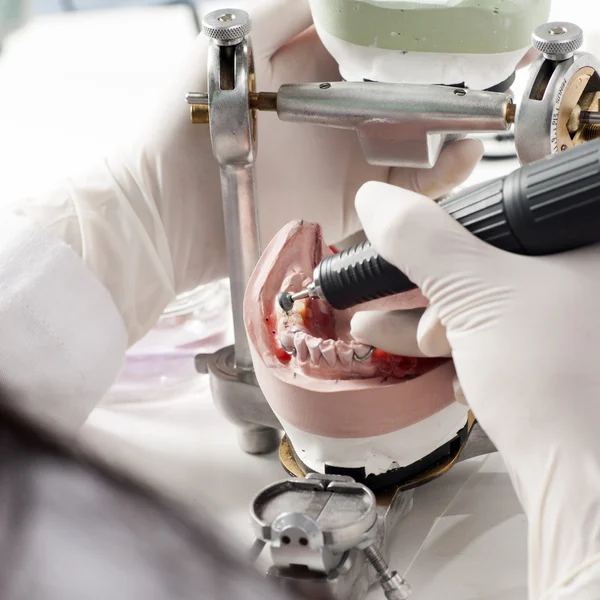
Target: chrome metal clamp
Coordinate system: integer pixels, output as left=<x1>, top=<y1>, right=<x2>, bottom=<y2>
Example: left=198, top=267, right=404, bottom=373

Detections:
left=274, top=82, right=513, bottom=169
left=248, top=423, right=497, bottom=600
left=250, top=474, right=413, bottom=600
left=190, top=9, right=280, bottom=455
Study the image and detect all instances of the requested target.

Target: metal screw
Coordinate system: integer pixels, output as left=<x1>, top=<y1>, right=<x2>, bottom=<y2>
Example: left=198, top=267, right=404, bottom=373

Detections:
left=579, top=111, right=600, bottom=126
left=320, top=83, right=332, bottom=90
left=549, top=26, right=567, bottom=36
left=532, top=21, right=583, bottom=61
left=186, top=92, right=208, bottom=105
left=202, top=8, right=252, bottom=46
left=362, top=544, right=412, bottom=600
left=581, top=124, right=600, bottom=141
left=454, top=88, right=467, bottom=96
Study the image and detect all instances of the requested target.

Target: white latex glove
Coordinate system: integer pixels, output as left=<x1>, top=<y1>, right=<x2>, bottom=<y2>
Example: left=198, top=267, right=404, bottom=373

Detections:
left=350, top=182, right=600, bottom=599
left=6, top=0, right=484, bottom=346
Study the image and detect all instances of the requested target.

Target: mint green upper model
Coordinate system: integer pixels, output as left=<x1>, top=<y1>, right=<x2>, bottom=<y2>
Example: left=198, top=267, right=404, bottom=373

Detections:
left=309, top=0, right=551, bottom=54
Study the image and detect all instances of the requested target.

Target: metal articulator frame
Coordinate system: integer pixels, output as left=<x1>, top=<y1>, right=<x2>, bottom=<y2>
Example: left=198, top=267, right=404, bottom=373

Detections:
left=192, top=11, right=280, bottom=455
left=190, top=14, right=600, bottom=461
left=515, top=51, right=600, bottom=163
left=250, top=474, right=413, bottom=600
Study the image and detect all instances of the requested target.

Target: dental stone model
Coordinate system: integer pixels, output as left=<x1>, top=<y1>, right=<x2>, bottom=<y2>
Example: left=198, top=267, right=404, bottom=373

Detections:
left=244, top=222, right=468, bottom=486
left=309, top=0, right=551, bottom=90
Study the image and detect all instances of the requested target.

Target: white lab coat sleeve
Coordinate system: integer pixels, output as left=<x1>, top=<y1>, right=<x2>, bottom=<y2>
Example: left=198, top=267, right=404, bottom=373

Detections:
left=0, top=209, right=127, bottom=433
left=544, top=559, right=600, bottom=599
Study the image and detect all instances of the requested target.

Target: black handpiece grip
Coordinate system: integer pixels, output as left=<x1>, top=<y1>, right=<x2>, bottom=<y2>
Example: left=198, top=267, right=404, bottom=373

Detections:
left=315, top=241, right=414, bottom=310
left=317, top=139, right=600, bottom=310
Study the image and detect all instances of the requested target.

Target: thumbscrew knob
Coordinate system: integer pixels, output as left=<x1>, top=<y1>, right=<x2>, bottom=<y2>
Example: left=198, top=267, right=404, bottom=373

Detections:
left=202, top=8, right=252, bottom=46
left=533, top=22, right=583, bottom=61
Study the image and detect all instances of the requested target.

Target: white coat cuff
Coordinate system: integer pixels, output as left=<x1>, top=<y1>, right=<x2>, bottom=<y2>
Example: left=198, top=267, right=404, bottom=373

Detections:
left=0, top=210, right=127, bottom=433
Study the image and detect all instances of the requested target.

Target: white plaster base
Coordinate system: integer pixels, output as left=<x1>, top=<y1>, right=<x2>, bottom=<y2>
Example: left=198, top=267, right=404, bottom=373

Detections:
left=279, top=401, right=470, bottom=477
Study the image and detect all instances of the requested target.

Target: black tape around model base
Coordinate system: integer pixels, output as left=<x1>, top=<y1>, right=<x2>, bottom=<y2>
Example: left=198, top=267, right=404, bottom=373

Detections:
left=285, top=420, right=470, bottom=493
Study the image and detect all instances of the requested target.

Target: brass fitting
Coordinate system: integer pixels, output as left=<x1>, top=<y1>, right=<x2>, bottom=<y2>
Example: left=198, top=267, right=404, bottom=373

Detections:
left=191, top=104, right=210, bottom=124
left=190, top=92, right=278, bottom=124
left=505, top=102, right=516, bottom=125
left=581, top=124, right=600, bottom=141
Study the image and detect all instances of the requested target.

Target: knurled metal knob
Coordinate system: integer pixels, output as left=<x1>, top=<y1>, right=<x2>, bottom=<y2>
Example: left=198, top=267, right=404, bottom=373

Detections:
left=202, top=9, right=251, bottom=46
left=533, top=22, right=583, bottom=61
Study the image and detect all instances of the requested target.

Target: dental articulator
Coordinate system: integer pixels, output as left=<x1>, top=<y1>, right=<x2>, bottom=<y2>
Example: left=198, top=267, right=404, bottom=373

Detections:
left=191, top=8, right=600, bottom=598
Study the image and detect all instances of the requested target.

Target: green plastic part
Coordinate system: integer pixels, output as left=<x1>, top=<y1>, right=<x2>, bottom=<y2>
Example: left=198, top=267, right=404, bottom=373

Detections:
left=309, top=0, right=551, bottom=54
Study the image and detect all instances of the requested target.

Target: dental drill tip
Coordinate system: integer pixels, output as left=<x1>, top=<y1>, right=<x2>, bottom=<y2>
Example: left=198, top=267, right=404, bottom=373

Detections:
left=277, top=292, right=295, bottom=313
left=291, top=289, right=310, bottom=302
left=278, top=289, right=312, bottom=312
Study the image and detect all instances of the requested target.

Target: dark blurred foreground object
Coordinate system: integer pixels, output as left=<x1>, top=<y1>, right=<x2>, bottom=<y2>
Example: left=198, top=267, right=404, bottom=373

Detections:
left=0, top=394, right=300, bottom=600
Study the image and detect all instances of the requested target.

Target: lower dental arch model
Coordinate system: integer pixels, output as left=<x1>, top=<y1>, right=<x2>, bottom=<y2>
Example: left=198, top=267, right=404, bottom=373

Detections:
left=244, top=220, right=469, bottom=488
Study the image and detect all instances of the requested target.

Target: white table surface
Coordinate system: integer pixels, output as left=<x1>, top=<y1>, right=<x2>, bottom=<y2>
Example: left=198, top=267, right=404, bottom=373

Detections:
left=0, top=3, right=595, bottom=597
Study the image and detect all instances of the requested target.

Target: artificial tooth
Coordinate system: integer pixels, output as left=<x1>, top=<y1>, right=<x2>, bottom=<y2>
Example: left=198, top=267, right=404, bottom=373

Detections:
left=293, top=332, right=309, bottom=362
left=336, top=341, right=354, bottom=368
left=353, top=345, right=374, bottom=362
left=320, top=339, right=338, bottom=367
left=286, top=312, right=304, bottom=327
left=305, top=336, right=322, bottom=364
left=292, top=299, right=308, bottom=319
left=279, top=330, right=295, bottom=354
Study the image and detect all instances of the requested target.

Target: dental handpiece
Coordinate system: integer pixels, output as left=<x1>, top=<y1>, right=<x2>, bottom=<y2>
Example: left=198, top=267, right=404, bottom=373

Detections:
left=278, top=139, right=600, bottom=313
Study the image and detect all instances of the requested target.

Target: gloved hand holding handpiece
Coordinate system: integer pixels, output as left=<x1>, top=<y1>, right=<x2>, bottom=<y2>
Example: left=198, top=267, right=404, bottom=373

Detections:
left=350, top=157, right=600, bottom=599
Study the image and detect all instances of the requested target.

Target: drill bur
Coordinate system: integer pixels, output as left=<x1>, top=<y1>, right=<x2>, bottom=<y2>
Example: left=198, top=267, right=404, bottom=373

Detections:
left=277, top=289, right=310, bottom=313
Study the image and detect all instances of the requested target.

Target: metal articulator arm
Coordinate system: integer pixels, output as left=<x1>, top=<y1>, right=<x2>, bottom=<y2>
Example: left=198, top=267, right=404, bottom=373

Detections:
left=190, top=9, right=280, bottom=455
